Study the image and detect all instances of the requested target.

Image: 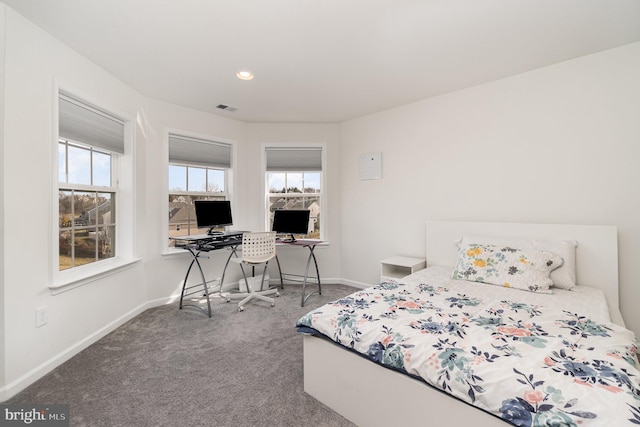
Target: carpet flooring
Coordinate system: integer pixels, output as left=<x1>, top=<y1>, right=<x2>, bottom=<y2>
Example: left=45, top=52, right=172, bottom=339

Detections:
left=7, top=284, right=359, bottom=427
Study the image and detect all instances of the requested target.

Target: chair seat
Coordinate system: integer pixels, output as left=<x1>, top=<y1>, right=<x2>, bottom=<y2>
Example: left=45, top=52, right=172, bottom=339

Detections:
left=224, top=231, right=278, bottom=311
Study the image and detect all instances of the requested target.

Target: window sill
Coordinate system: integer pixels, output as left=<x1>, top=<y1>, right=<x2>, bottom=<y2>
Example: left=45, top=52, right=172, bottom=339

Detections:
left=162, top=247, right=191, bottom=257
left=49, top=257, right=142, bottom=295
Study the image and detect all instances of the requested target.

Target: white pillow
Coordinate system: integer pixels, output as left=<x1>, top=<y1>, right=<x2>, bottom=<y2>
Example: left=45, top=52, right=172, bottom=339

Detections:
left=457, top=235, right=577, bottom=290
left=531, top=239, right=577, bottom=290
left=452, top=243, right=563, bottom=294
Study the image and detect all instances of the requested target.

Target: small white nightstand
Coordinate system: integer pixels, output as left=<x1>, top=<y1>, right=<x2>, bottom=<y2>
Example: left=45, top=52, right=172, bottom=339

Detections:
left=380, top=256, right=426, bottom=282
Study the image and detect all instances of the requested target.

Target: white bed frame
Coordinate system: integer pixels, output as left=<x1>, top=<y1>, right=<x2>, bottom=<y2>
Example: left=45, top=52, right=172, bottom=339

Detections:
left=303, top=220, right=620, bottom=427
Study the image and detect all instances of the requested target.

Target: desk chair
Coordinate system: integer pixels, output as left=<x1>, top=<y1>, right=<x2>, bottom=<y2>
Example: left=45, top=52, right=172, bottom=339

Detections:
left=225, top=231, right=279, bottom=311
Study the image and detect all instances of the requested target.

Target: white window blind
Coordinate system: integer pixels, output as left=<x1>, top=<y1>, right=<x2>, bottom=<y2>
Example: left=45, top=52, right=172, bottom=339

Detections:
left=168, top=134, right=232, bottom=168
left=265, top=147, right=322, bottom=171
left=58, top=93, right=125, bottom=154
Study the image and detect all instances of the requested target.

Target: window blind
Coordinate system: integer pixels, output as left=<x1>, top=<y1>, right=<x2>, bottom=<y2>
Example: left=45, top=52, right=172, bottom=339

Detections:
left=58, top=93, right=125, bottom=154
left=168, top=134, right=232, bottom=168
left=265, top=147, right=322, bottom=171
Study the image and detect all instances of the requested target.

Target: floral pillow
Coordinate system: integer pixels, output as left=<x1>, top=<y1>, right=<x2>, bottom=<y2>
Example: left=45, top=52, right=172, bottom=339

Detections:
left=451, top=243, right=564, bottom=293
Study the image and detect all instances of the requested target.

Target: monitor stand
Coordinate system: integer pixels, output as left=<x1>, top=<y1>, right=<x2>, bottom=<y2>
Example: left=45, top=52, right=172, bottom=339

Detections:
left=206, top=228, right=224, bottom=236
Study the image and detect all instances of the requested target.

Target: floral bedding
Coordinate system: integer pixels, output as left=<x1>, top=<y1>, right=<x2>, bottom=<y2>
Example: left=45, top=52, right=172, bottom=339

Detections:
left=296, top=268, right=640, bottom=426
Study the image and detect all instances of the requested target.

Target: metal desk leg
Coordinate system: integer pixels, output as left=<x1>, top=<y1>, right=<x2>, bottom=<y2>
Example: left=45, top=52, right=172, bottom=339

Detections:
left=218, top=244, right=241, bottom=293
left=179, top=254, right=197, bottom=310
left=195, top=254, right=212, bottom=317
left=301, top=244, right=322, bottom=307
left=274, top=254, right=284, bottom=289
left=180, top=248, right=213, bottom=318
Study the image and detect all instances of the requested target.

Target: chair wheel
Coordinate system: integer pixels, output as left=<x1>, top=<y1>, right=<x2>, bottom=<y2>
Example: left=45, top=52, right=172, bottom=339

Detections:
left=271, top=302, right=275, bottom=307
left=238, top=306, right=244, bottom=312
left=275, top=291, right=280, bottom=297
left=225, top=298, right=230, bottom=303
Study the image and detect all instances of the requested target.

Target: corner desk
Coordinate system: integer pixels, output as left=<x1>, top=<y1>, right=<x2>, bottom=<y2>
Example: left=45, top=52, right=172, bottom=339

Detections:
left=170, top=231, right=246, bottom=318
left=171, top=233, right=324, bottom=316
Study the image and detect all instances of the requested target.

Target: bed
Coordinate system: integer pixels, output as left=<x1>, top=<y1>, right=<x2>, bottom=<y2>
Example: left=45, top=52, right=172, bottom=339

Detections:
left=296, top=221, right=640, bottom=426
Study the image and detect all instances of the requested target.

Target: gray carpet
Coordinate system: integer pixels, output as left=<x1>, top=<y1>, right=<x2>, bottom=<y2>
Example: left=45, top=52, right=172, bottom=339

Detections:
left=7, top=284, right=358, bottom=427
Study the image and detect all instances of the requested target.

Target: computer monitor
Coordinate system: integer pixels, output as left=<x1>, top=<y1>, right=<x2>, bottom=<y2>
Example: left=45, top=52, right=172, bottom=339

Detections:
left=272, top=209, right=311, bottom=241
left=194, top=200, right=233, bottom=235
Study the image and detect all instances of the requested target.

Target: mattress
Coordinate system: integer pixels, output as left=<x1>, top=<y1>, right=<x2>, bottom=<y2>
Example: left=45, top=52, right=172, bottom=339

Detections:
left=408, top=266, right=613, bottom=324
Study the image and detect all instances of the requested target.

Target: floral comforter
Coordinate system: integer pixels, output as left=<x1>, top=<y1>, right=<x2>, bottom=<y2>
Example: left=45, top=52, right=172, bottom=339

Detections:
left=296, top=268, right=640, bottom=426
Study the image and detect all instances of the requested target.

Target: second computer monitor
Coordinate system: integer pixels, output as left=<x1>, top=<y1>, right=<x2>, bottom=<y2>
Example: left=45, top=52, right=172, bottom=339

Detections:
left=272, top=209, right=310, bottom=241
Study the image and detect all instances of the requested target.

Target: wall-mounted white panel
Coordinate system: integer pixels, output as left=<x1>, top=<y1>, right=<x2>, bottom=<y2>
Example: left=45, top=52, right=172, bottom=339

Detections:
left=358, top=151, right=382, bottom=180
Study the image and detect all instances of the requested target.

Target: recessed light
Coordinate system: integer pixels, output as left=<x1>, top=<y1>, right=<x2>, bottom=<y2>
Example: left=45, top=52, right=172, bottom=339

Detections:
left=236, top=71, right=254, bottom=80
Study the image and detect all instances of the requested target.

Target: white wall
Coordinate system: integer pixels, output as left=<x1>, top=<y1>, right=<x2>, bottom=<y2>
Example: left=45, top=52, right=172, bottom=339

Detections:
left=0, top=3, right=7, bottom=389
left=339, top=42, right=640, bottom=335
left=0, top=8, right=261, bottom=398
left=0, top=7, right=150, bottom=397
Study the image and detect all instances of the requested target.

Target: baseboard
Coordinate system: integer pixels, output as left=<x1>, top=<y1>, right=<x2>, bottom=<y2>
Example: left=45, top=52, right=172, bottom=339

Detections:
left=268, top=276, right=368, bottom=289
left=0, top=297, right=171, bottom=402
left=335, top=278, right=370, bottom=289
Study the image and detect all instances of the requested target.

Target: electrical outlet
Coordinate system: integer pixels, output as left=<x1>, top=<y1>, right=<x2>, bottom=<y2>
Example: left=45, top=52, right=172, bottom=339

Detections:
left=35, top=306, right=48, bottom=327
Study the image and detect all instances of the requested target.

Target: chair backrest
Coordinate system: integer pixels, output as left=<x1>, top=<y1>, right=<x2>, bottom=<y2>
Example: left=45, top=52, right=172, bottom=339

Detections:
left=241, top=231, right=277, bottom=263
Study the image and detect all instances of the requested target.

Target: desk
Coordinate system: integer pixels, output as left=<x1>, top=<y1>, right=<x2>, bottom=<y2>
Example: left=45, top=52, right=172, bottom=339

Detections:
left=170, top=231, right=245, bottom=317
left=275, top=239, right=323, bottom=306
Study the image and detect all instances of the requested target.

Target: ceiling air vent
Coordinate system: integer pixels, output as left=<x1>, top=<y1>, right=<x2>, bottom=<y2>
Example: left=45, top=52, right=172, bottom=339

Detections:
left=216, top=104, right=238, bottom=112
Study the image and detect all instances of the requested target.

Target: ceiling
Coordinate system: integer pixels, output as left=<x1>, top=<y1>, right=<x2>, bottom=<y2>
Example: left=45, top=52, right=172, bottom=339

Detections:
left=4, top=0, right=640, bottom=123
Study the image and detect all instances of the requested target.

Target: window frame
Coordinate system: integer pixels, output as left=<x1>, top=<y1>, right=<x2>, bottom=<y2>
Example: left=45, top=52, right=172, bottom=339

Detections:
left=262, top=143, right=326, bottom=241
left=165, top=131, right=236, bottom=251
left=167, top=162, right=229, bottom=244
left=50, top=87, right=137, bottom=293
left=57, top=139, right=118, bottom=270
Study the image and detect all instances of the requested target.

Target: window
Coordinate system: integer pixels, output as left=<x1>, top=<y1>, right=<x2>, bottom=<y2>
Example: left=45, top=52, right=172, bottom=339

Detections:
left=58, top=93, right=123, bottom=271
left=168, top=134, right=232, bottom=245
left=265, top=146, right=323, bottom=239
